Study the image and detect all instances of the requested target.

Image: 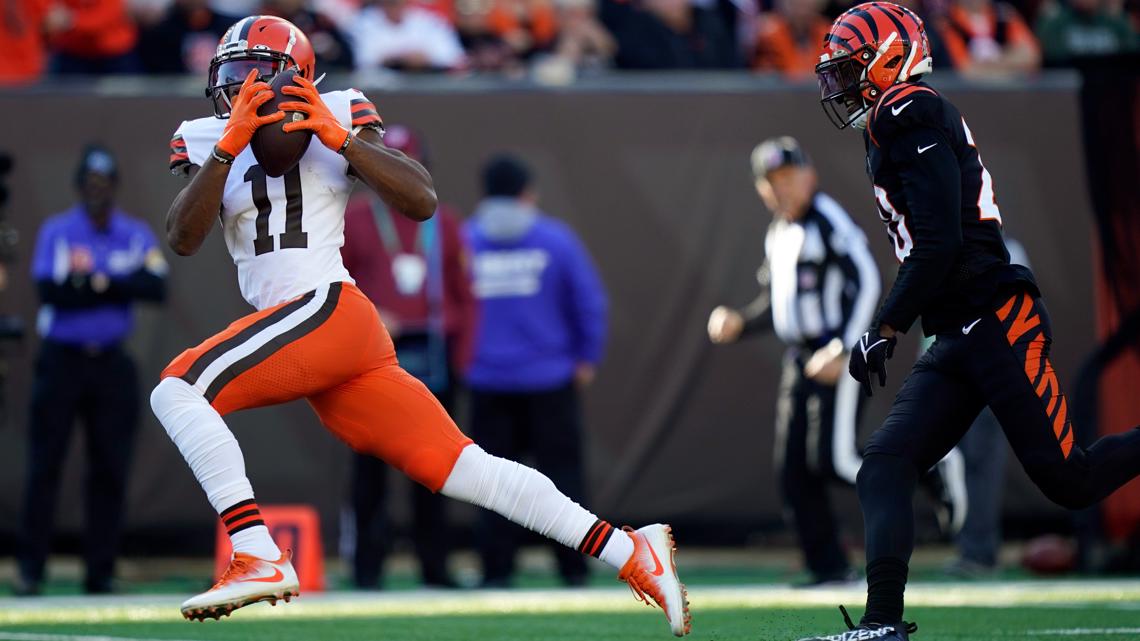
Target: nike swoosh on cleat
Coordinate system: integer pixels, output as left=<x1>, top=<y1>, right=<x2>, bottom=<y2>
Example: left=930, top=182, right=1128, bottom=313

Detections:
left=891, top=100, right=913, bottom=116
left=238, top=567, right=285, bottom=583
left=962, top=318, right=982, bottom=335
left=647, top=543, right=665, bottom=577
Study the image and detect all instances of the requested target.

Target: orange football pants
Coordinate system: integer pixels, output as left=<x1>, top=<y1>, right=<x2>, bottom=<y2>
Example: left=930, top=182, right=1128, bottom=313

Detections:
left=161, top=281, right=472, bottom=491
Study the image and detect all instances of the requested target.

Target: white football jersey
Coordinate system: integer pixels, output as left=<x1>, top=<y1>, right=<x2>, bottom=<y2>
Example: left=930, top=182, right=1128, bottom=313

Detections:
left=170, top=89, right=382, bottom=311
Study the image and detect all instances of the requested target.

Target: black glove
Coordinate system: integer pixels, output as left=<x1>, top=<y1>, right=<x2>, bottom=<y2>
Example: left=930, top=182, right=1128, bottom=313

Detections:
left=849, top=329, right=897, bottom=396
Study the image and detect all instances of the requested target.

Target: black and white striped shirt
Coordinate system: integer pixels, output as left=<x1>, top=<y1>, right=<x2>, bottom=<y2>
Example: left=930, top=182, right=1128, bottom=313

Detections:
left=741, top=192, right=880, bottom=351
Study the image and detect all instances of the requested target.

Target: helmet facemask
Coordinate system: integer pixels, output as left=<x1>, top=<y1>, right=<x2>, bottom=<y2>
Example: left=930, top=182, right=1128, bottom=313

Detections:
left=205, top=50, right=295, bottom=118
left=815, top=46, right=877, bottom=130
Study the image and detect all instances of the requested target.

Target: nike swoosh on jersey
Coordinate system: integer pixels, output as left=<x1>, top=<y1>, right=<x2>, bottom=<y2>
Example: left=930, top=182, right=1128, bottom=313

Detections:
left=891, top=100, right=914, bottom=116
left=647, top=542, right=665, bottom=577
left=962, top=318, right=982, bottom=334
left=917, top=143, right=938, bottom=154
left=238, top=567, right=285, bottom=583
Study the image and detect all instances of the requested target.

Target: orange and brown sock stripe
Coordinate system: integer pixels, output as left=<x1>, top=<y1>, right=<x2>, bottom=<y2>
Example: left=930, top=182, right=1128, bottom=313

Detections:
left=577, top=519, right=616, bottom=558
left=221, top=499, right=265, bottom=536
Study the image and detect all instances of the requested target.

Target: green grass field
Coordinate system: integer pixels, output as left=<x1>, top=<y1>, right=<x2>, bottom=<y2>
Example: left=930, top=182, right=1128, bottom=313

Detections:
left=2, top=581, right=1139, bottom=641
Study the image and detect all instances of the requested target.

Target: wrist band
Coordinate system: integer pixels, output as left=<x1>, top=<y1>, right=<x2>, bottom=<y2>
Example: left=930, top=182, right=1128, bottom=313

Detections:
left=212, top=146, right=235, bottom=165
left=337, top=132, right=353, bottom=155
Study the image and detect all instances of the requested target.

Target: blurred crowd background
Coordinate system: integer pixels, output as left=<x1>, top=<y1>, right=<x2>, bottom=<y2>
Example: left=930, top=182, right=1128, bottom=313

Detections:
left=1, top=0, right=1137, bottom=86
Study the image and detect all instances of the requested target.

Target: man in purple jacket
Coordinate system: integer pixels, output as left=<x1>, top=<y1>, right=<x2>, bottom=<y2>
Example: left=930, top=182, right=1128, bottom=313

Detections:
left=465, top=154, right=608, bottom=587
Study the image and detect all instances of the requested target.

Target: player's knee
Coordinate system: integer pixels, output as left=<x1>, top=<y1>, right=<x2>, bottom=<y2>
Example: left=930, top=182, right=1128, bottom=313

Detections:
left=150, top=377, right=203, bottom=434
left=856, top=453, right=917, bottom=502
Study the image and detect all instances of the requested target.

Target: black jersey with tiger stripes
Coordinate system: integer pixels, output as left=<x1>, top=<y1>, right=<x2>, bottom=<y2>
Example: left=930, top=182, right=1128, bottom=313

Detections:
left=862, top=81, right=1037, bottom=336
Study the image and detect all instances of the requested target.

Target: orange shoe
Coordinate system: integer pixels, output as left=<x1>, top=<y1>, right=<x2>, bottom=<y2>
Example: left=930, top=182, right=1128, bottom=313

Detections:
left=180, top=551, right=299, bottom=621
left=617, top=524, right=691, bottom=636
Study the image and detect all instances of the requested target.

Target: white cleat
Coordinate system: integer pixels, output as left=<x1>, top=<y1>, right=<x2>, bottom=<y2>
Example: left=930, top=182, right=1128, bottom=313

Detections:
left=617, top=524, right=692, bottom=636
left=180, top=551, right=299, bottom=621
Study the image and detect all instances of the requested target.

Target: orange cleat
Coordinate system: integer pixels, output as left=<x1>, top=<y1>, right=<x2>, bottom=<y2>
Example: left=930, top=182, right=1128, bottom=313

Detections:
left=618, top=524, right=691, bottom=636
left=180, top=551, right=299, bottom=621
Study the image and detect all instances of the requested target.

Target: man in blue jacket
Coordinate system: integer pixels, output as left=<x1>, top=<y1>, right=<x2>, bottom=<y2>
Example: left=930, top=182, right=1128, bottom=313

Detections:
left=465, top=154, right=608, bottom=587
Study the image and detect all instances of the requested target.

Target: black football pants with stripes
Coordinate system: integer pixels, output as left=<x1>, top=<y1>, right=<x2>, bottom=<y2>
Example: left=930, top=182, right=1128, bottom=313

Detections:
left=859, top=292, right=1140, bottom=614
left=19, top=341, right=139, bottom=593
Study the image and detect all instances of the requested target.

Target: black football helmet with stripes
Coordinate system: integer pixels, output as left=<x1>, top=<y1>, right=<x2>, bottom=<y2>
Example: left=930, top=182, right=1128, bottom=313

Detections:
left=206, top=16, right=316, bottom=118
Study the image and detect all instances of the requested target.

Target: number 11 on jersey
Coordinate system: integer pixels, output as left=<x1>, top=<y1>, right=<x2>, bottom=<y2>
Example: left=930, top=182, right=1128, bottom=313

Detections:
left=245, top=165, right=309, bottom=256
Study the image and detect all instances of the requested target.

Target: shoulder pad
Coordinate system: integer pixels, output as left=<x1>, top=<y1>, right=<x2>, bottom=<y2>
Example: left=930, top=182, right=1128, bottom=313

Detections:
left=866, top=83, right=945, bottom=148
left=324, top=88, right=383, bottom=132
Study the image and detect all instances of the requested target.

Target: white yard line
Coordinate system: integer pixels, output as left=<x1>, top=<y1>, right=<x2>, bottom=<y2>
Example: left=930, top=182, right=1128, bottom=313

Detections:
left=0, top=634, right=199, bottom=641
left=1029, top=629, right=1140, bottom=636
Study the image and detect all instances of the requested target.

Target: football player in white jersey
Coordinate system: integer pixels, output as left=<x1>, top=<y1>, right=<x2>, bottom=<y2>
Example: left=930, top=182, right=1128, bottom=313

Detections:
left=151, top=15, right=690, bottom=635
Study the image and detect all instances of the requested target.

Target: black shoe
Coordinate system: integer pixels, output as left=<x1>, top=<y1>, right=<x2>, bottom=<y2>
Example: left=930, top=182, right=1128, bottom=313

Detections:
left=84, top=581, right=115, bottom=595
left=561, top=573, right=588, bottom=588
left=12, top=576, right=42, bottom=597
left=422, top=575, right=460, bottom=589
left=795, top=606, right=917, bottom=641
left=478, top=576, right=512, bottom=589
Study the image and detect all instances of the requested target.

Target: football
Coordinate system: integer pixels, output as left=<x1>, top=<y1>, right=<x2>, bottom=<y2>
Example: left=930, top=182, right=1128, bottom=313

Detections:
left=250, top=69, right=312, bottom=177
left=1021, top=534, right=1077, bottom=575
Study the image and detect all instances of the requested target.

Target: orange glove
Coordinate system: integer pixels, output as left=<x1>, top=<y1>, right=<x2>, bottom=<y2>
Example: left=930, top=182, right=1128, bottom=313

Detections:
left=280, top=75, right=352, bottom=153
left=216, top=69, right=285, bottom=158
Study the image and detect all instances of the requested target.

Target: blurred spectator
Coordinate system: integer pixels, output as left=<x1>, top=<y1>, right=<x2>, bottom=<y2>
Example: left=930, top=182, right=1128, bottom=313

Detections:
left=261, top=0, right=356, bottom=71
left=0, top=1, right=49, bottom=85
left=136, top=0, right=234, bottom=74
left=47, top=0, right=142, bottom=75
left=892, top=0, right=956, bottom=70
left=349, top=0, right=466, bottom=71
left=752, top=0, right=832, bottom=76
left=455, top=0, right=575, bottom=71
left=938, top=0, right=1042, bottom=76
left=551, top=0, right=617, bottom=67
left=465, top=154, right=607, bottom=587
left=602, top=0, right=742, bottom=69
left=340, top=125, right=476, bottom=590
left=1035, top=0, right=1137, bottom=66
left=16, top=145, right=167, bottom=596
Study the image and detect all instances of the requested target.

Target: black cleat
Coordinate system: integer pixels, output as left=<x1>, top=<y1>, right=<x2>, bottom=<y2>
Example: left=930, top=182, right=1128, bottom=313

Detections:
left=796, top=606, right=917, bottom=641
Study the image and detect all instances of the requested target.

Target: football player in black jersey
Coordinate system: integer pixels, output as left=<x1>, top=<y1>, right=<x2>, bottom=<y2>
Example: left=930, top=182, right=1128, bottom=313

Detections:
left=796, top=3, right=1140, bottom=640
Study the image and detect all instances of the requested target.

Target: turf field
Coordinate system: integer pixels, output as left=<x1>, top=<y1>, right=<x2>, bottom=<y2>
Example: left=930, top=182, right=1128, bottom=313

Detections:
left=1, top=580, right=1139, bottom=641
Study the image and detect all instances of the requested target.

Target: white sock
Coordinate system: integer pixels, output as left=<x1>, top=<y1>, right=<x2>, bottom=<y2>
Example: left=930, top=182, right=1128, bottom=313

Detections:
left=440, top=444, right=634, bottom=569
left=150, top=377, right=281, bottom=560
left=599, top=527, right=635, bottom=568
left=229, top=525, right=281, bottom=560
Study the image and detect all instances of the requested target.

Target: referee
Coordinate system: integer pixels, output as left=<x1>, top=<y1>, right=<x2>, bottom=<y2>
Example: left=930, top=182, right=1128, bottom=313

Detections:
left=709, top=137, right=966, bottom=585
left=17, top=146, right=166, bottom=595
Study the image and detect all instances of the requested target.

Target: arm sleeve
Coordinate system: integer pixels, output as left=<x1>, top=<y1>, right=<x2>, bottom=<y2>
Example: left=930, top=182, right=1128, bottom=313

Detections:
left=562, top=230, right=608, bottom=365
left=170, top=124, right=192, bottom=176
left=828, top=218, right=882, bottom=348
left=876, top=126, right=962, bottom=333
left=739, top=260, right=774, bottom=337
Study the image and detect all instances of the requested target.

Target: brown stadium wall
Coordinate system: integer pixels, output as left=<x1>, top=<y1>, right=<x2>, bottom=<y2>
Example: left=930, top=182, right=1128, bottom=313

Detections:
left=0, top=76, right=1097, bottom=551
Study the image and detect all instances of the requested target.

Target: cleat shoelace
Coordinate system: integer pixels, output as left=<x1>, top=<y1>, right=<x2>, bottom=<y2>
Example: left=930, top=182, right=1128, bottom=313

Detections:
left=212, top=555, right=256, bottom=590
